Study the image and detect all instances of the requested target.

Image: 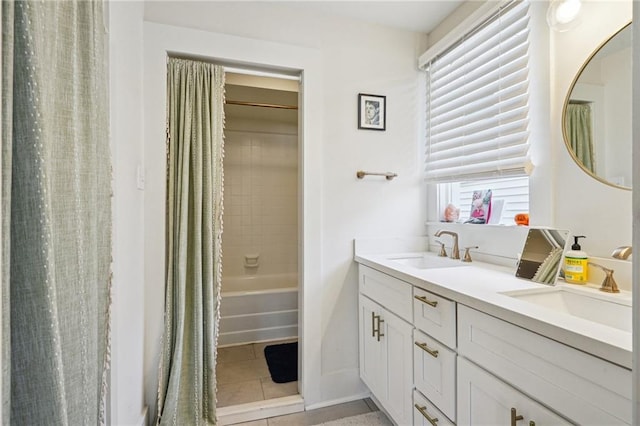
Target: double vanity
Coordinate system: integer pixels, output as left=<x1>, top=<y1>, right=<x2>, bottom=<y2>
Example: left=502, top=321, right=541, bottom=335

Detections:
left=354, top=238, right=632, bottom=425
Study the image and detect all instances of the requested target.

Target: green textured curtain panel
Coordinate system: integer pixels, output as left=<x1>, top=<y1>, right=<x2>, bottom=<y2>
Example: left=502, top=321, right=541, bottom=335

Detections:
left=2, top=1, right=111, bottom=424
left=566, top=103, right=595, bottom=173
left=156, top=58, right=225, bottom=425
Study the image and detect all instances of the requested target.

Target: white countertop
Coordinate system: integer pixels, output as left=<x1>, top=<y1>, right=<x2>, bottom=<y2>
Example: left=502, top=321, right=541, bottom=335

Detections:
left=354, top=250, right=632, bottom=369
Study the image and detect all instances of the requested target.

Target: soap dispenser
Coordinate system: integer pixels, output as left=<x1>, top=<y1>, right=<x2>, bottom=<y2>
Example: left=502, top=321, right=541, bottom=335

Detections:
left=564, top=236, right=588, bottom=284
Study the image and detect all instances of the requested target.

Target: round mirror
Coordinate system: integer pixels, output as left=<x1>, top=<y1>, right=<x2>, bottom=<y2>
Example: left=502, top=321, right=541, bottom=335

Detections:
left=562, top=23, right=632, bottom=190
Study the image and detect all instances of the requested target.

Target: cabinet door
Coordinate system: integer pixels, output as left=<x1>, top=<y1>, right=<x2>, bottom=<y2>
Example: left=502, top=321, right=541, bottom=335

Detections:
left=458, top=357, right=571, bottom=426
left=414, top=329, right=456, bottom=421
left=382, top=307, right=414, bottom=426
left=359, top=295, right=384, bottom=397
left=414, top=390, right=455, bottom=426
left=458, top=305, right=630, bottom=425
left=413, top=287, right=456, bottom=349
left=360, top=265, right=413, bottom=322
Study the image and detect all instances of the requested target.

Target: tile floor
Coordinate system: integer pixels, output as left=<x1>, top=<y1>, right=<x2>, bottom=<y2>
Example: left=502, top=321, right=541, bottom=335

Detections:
left=218, top=340, right=390, bottom=425
left=217, top=339, right=299, bottom=407
left=231, top=398, right=389, bottom=426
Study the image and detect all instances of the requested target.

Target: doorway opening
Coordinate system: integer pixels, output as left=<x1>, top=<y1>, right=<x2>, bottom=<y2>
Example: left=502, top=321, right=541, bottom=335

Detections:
left=216, top=70, right=303, bottom=423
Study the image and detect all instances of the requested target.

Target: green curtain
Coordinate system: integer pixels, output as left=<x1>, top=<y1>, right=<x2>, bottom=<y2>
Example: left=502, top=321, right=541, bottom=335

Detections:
left=2, top=1, right=111, bottom=424
left=566, top=103, right=595, bottom=173
left=157, top=58, right=225, bottom=425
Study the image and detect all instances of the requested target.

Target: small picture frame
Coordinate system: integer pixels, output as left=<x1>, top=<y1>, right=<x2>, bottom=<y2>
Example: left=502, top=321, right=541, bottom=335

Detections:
left=358, top=93, right=386, bottom=131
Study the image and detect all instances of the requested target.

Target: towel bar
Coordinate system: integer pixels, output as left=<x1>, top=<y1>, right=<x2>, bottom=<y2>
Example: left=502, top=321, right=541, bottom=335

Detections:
left=356, top=171, right=397, bottom=181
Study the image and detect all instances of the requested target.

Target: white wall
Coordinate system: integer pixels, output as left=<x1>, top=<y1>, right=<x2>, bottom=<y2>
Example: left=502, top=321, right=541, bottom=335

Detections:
left=602, top=47, right=632, bottom=186
left=109, top=2, right=147, bottom=425
left=551, top=0, right=632, bottom=256
left=141, top=2, right=427, bottom=418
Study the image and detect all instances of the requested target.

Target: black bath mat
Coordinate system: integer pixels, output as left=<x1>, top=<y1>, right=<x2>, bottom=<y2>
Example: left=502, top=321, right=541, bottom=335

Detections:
left=264, top=342, right=298, bottom=383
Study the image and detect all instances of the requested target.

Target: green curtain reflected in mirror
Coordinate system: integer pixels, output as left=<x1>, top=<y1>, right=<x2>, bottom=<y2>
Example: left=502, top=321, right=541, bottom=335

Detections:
left=566, top=103, right=595, bottom=173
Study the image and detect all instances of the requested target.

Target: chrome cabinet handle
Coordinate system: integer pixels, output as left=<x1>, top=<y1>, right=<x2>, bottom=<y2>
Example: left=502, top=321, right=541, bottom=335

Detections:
left=414, top=404, right=438, bottom=426
left=376, top=317, right=385, bottom=341
left=415, top=341, right=439, bottom=358
left=414, top=295, right=438, bottom=307
left=511, top=408, right=524, bottom=426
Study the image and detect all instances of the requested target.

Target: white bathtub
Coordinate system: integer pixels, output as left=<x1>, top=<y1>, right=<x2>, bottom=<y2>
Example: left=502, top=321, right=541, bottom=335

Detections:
left=218, top=273, right=298, bottom=347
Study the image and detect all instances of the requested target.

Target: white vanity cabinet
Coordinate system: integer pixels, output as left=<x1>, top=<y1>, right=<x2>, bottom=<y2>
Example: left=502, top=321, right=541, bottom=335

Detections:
left=412, top=288, right=457, bottom=422
left=458, top=305, right=632, bottom=425
left=359, top=266, right=413, bottom=425
left=458, top=357, right=571, bottom=425
left=358, top=265, right=458, bottom=425
left=357, top=253, right=632, bottom=426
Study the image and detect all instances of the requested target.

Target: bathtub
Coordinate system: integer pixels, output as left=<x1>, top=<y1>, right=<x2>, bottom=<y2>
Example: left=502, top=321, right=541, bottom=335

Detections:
left=218, top=273, right=298, bottom=347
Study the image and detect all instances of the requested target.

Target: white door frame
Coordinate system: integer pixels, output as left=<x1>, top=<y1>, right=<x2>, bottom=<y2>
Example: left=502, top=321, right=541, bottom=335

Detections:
left=142, top=22, right=324, bottom=420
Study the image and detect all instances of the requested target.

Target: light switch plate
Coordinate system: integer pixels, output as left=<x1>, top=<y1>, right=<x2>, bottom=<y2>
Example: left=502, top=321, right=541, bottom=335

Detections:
left=136, top=164, right=145, bottom=190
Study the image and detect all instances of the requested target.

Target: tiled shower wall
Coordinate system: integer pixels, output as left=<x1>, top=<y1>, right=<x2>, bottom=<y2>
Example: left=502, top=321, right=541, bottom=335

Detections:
left=222, top=118, right=298, bottom=279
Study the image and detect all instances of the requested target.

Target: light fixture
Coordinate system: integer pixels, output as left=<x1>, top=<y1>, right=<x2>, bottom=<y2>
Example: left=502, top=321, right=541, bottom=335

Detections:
left=547, top=0, right=582, bottom=32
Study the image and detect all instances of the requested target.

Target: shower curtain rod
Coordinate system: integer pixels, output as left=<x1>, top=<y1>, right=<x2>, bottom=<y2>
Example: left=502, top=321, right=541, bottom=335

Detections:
left=226, top=100, right=298, bottom=110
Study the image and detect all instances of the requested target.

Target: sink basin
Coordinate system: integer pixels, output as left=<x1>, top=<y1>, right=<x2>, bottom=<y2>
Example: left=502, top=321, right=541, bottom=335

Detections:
left=502, top=286, right=631, bottom=332
left=387, top=255, right=468, bottom=269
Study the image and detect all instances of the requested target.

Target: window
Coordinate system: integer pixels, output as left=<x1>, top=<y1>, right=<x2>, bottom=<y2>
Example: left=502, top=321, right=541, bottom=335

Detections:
left=423, top=0, right=531, bottom=224
left=442, top=176, right=529, bottom=225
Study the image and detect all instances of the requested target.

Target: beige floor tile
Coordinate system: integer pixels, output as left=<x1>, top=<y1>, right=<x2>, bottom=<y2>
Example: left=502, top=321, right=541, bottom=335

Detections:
left=217, top=358, right=271, bottom=385
left=261, top=378, right=299, bottom=400
left=254, top=339, right=298, bottom=359
left=218, top=344, right=256, bottom=364
left=265, top=410, right=310, bottom=426
left=217, top=379, right=264, bottom=407
left=231, top=419, right=268, bottom=426
left=267, top=400, right=371, bottom=426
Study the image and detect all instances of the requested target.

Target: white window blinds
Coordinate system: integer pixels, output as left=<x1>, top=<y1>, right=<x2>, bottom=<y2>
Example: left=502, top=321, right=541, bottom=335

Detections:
left=424, top=0, right=531, bottom=183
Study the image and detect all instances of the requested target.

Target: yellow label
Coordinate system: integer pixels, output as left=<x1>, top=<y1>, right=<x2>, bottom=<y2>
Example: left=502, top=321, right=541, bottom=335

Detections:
left=564, top=258, right=587, bottom=284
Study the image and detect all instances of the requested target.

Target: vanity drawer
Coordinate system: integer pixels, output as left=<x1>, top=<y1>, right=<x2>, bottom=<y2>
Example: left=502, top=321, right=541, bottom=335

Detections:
left=413, top=329, right=456, bottom=422
left=359, top=265, right=412, bottom=322
left=413, top=389, right=455, bottom=426
left=458, top=305, right=631, bottom=425
left=413, top=287, right=456, bottom=348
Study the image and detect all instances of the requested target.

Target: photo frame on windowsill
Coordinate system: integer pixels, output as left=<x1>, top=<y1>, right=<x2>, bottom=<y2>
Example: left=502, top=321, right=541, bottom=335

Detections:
left=358, top=93, right=386, bottom=131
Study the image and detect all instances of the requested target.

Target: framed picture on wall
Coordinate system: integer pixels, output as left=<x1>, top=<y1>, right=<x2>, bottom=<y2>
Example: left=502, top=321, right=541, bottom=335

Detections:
left=358, top=93, right=386, bottom=131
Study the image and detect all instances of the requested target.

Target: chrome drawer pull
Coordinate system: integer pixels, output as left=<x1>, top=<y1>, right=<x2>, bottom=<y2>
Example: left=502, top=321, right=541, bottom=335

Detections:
left=414, top=404, right=438, bottom=426
left=414, top=295, right=438, bottom=307
left=415, top=341, right=439, bottom=358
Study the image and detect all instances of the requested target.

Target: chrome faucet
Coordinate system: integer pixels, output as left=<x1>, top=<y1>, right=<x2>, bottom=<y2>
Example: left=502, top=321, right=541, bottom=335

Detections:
left=611, top=246, right=632, bottom=260
left=434, top=230, right=459, bottom=260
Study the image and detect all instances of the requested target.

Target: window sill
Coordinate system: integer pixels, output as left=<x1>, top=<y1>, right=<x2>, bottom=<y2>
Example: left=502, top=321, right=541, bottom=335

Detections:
left=425, top=221, right=526, bottom=229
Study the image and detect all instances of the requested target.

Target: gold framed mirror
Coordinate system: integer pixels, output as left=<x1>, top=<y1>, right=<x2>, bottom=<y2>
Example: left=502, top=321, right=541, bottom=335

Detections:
left=562, top=22, right=632, bottom=190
